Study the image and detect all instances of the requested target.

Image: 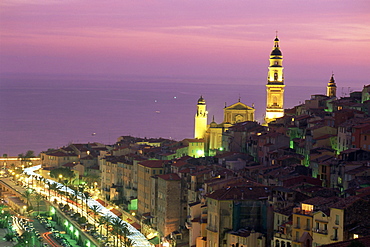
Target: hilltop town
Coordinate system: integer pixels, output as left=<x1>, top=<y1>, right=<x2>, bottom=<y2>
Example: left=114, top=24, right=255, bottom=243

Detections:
left=2, top=83, right=370, bottom=247
left=1, top=37, right=370, bottom=247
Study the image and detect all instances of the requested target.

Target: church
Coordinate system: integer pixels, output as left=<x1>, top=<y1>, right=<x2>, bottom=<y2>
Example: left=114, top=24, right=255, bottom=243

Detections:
left=193, top=35, right=286, bottom=156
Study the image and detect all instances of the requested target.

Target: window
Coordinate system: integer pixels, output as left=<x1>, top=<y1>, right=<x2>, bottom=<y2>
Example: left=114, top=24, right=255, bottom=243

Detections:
left=306, top=219, right=310, bottom=230
left=333, top=229, right=338, bottom=240
left=335, top=215, right=339, bottom=225
left=297, top=217, right=301, bottom=228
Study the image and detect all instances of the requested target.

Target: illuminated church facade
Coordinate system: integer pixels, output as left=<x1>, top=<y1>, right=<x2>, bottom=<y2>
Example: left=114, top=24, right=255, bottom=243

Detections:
left=193, top=35, right=285, bottom=156
left=194, top=97, right=255, bottom=155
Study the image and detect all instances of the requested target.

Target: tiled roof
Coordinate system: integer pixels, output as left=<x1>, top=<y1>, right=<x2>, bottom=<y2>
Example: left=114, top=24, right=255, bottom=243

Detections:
left=139, top=160, right=167, bottom=168
left=46, top=151, right=77, bottom=157
left=301, top=196, right=339, bottom=207
left=346, top=165, right=370, bottom=175
left=171, top=160, right=189, bottom=168
left=62, top=163, right=77, bottom=168
left=321, top=235, right=370, bottom=247
left=330, top=196, right=361, bottom=210
left=157, top=173, right=181, bottom=181
left=206, top=186, right=271, bottom=201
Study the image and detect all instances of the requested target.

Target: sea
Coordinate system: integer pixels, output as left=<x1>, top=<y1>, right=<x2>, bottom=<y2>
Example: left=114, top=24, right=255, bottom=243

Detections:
left=0, top=74, right=347, bottom=156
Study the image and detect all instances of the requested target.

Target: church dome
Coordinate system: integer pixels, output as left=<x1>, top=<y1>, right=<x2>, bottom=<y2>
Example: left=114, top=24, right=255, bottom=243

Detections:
left=271, top=48, right=282, bottom=56
left=197, top=96, right=205, bottom=104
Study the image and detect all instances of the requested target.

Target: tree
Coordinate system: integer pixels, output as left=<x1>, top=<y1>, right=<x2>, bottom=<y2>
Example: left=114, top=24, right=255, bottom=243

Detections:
left=68, top=191, right=78, bottom=208
left=49, top=182, right=62, bottom=202
left=4, top=232, right=15, bottom=241
left=125, top=238, right=136, bottom=247
left=34, top=193, right=43, bottom=216
left=97, top=216, right=106, bottom=236
left=102, top=215, right=113, bottom=240
left=111, top=217, right=124, bottom=247
left=23, top=188, right=34, bottom=211
left=90, top=205, right=101, bottom=223
left=77, top=185, right=86, bottom=214
left=120, top=222, right=132, bottom=247
left=25, top=150, right=35, bottom=158
left=49, top=167, right=75, bottom=181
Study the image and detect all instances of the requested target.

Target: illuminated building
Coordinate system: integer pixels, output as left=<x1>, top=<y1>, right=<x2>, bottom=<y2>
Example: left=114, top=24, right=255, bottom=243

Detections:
left=193, top=97, right=255, bottom=156
left=265, top=35, right=285, bottom=124
left=327, top=74, right=337, bottom=98
left=194, top=96, right=208, bottom=139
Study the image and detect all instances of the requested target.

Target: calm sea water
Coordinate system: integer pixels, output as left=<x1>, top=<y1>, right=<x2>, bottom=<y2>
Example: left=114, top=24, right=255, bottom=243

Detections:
left=0, top=74, right=325, bottom=156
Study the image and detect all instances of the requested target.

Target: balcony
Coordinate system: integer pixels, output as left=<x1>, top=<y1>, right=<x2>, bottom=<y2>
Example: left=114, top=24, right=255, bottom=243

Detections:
left=274, top=231, right=291, bottom=240
left=313, top=228, right=328, bottom=235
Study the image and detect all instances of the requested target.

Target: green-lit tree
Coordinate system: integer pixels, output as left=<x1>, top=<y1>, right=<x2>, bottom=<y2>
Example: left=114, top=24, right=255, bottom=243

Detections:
left=49, top=168, right=75, bottom=181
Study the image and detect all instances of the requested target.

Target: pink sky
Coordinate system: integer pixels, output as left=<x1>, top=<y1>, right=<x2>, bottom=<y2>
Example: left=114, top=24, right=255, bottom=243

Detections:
left=1, top=0, right=370, bottom=88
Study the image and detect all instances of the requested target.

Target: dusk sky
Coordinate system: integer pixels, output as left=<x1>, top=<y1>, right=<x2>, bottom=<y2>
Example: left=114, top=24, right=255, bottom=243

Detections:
left=1, top=1, right=370, bottom=88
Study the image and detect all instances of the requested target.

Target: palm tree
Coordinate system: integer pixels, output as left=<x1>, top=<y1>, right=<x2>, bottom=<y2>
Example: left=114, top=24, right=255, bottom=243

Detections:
left=23, top=189, right=33, bottom=212
left=90, top=205, right=101, bottom=223
left=97, top=216, right=106, bottom=236
left=84, top=191, right=90, bottom=214
left=68, top=192, right=78, bottom=208
left=34, top=193, right=43, bottom=216
left=125, top=238, right=136, bottom=247
left=120, top=223, right=132, bottom=247
left=78, top=185, right=86, bottom=215
left=49, top=182, right=62, bottom=203
left=102, top=215, right=113, bottom=240
left=111, top=217, right=125, bottom=247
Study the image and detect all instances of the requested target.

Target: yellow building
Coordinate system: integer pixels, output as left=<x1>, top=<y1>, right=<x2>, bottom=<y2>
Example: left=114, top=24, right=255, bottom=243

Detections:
left=265, top=35, right=285, bottom=124
left=137, top=160, right=166, bottom=216
left=183, top=139, right=205, bottom=158
left=326, top=74, right=337, bottom=98
left=193, top=97, right=255, bottom=156
left=194, top=96, right=208, bottom=139
left=292, top=203, right=314, bottom=247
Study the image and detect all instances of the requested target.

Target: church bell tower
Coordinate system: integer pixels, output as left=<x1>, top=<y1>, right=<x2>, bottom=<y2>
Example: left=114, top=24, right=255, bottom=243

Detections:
left=265, top=34, right=285, bottom=124
left=194, top=96, right=208, bottom=139
left=326, top=73, right=337, bottom=98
